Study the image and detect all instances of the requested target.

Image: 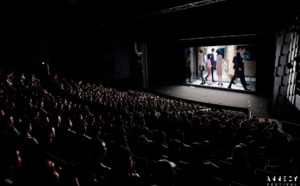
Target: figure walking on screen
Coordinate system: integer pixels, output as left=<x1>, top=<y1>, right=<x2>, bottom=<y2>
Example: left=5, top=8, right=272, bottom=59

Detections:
left=240, top=47, right=250, bottom=86
left=216, top=49, right=224, bottom=86
left=185, top=50, right=192, bottom=83
left=205, top=48, right=215, bottom=82
left=228, top=46, right=250, bottom=90
left=232, top=55, right=237, bottom=84
left=206, top=54, right=212, bottom=85
left=198, top=49, right=206, bottom=85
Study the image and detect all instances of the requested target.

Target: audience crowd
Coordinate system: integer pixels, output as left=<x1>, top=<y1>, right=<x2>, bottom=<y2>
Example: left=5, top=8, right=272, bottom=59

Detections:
left=0, top=68, right=298, bottom=186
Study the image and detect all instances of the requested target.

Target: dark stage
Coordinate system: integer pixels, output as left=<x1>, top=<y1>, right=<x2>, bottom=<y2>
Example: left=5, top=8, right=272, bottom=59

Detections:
left=148, top=84, right=272, bottom=119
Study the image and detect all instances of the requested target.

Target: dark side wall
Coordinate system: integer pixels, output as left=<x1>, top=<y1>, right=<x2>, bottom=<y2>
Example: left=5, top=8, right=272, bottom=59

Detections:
left=0, top=19, right=139, bottom=89
left=146, top=41, right=183, bottom=87
left=48, top=26, right=116, bottom=84
left=1, top=23, right=50, bottom=76
left=48, top=26, right=142, bottom=89
left=271, top=16, right=300, bottom=124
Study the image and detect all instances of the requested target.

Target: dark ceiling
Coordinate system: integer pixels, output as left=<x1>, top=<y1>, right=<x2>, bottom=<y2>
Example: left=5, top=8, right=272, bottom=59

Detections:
left=2, top=0, right=300, bottom=41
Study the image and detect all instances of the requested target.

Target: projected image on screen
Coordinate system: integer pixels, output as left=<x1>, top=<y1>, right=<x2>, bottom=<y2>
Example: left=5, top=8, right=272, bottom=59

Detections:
left=184, top=44, right=256, bottom=92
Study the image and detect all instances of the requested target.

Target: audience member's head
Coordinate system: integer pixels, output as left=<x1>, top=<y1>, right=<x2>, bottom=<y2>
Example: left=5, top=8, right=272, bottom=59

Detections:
left=153, top=159, right=176, bottom=186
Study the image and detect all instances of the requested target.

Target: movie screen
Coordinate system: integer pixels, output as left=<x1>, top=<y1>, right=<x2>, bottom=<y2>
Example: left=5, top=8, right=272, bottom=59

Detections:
left=184, top=44, right=256, bottom=92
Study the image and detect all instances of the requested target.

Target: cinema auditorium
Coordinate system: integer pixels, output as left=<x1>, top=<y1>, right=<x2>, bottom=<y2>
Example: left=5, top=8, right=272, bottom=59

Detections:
left=1, top=0, right=300, bottom=185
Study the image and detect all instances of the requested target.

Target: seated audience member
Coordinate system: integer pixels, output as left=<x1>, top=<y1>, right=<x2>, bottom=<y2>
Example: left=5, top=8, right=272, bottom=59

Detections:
left=226, top=144, right=254, bottom=185
left=151, top=159, right=177, bottom=186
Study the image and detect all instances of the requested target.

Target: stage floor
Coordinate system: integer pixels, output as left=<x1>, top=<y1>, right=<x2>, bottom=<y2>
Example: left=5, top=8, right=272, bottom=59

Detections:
left=148, top=84, right=271, bottom=119
left=186, top=75, right=256, bottom=92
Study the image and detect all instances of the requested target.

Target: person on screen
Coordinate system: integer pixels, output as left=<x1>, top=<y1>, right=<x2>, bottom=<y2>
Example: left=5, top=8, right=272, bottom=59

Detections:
left=228, top=54, right=238, bottom=87
left=205, top=48, right=215, bottom=82
left=185, top=50, right=192, bottom=83
left=232, top=55, right=237, bottom=84
left=241, top=47, right=250, bottom=86
left=198, top=49, right=206, bottom=85
left=228, top=46, right=250, bottom=90
left=216, top=49, right=223, bottom=86
left=206, top=54, right=212, bottom=85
